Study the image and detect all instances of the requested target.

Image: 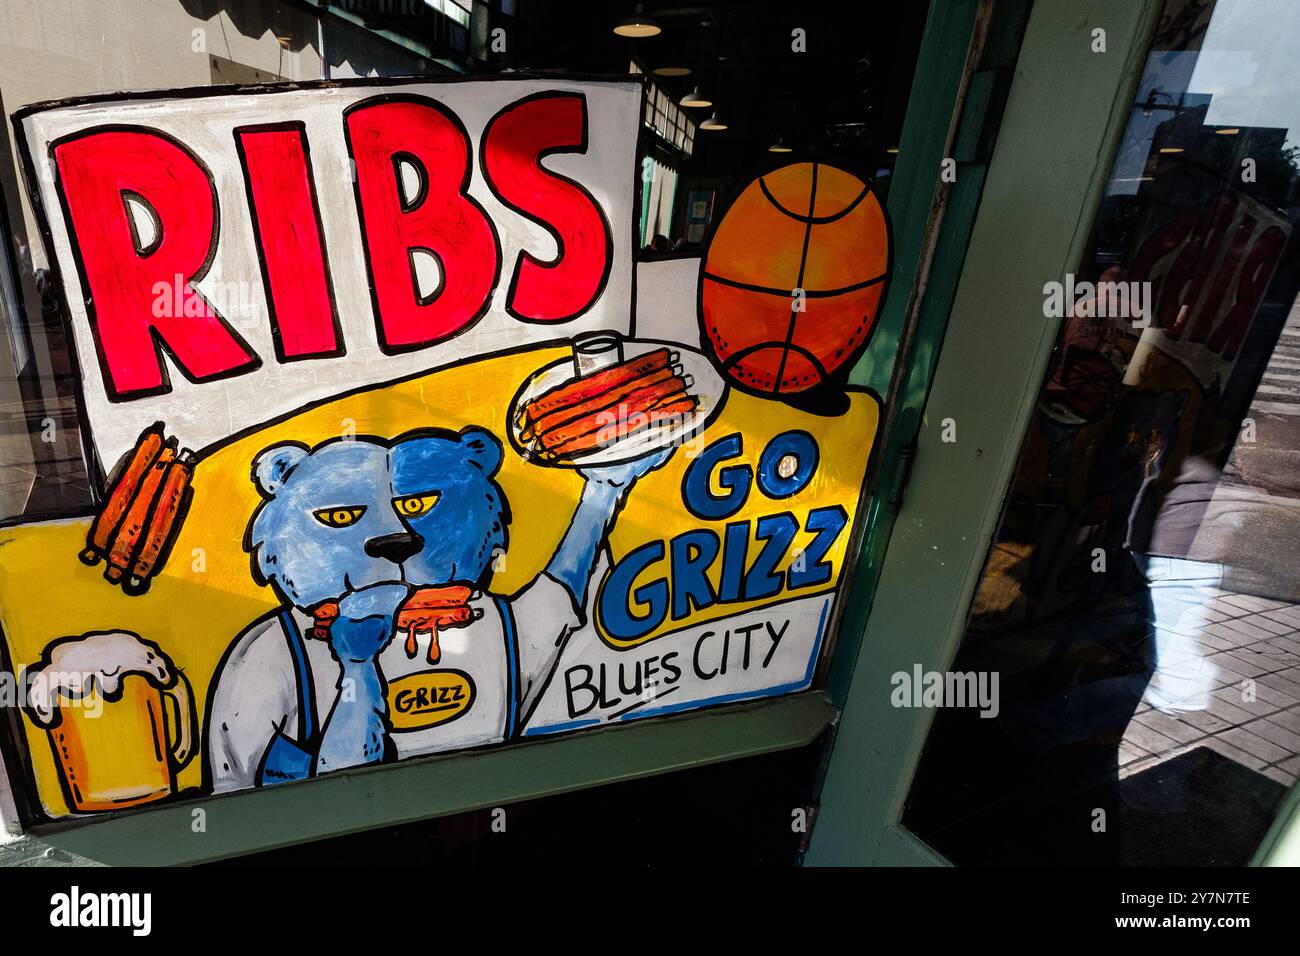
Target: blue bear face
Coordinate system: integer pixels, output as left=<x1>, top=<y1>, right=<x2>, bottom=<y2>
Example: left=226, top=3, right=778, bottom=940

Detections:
left=247, top=428, right=508, bottom=610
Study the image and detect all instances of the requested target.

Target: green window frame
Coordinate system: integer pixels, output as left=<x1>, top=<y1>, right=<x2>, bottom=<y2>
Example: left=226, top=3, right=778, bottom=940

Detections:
left=808, top=0, right=1203, bottom=866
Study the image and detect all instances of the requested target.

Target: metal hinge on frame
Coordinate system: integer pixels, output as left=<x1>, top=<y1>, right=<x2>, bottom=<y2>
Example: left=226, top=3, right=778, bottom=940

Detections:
left=883, top=442, right=918, bottom=514
left=952, top=67, right=1012, bottom=165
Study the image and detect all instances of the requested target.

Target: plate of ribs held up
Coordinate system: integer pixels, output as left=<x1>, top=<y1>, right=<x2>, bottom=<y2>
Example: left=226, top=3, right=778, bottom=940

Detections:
left=509, top=333, right=726, bottom=467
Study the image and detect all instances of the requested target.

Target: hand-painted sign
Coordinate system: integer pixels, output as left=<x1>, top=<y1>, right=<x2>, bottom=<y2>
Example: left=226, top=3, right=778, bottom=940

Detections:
left=18, top=77, right=640, bottom=466
left=0, top=76, right=890, bottom=821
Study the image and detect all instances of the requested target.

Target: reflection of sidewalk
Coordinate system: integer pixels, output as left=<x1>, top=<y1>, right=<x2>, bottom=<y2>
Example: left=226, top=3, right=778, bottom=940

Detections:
left=1121, top=587, right=1300, bottom=790
left=1248, top=301, right=1300, bottom=419
left=0, top=393, right=89, bottom=518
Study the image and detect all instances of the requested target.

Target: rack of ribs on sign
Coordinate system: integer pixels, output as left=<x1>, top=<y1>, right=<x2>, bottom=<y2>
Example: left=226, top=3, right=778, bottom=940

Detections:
left=516, top=348, right=697, bottom=462
left=79, top=423, right=195, bottom=596
left=309, top=585, right=482, bottom=664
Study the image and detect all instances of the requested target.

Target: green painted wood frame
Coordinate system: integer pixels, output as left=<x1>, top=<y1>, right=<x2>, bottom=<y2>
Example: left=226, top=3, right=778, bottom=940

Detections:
left=0, top=0, right=1009, bottom=866
left=807, top=0, right=1177, bottom=865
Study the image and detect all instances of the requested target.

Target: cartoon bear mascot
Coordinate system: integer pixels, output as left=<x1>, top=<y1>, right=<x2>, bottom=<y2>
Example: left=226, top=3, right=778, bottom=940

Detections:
left=204, top=426, right=667, bottom=792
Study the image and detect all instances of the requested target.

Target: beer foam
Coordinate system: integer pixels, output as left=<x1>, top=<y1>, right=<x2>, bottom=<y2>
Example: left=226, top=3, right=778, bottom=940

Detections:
left=26, top=631, right=174, bottom=727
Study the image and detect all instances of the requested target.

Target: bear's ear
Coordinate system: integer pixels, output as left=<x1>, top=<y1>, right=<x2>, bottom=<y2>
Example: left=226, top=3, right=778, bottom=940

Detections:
left=458, top=427, right=502, bottom=476
left=252, top=443, right=309, bottom=497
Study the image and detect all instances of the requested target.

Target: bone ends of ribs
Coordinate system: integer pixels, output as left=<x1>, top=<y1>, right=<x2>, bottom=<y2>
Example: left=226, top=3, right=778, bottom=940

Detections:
left=521, top=348, right=697, bottom=462
left=81, top=424, right=194, bottom=596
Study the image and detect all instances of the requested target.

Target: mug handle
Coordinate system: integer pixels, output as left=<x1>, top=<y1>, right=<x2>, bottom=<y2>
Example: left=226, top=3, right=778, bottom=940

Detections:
left=164, top=671, right=195, bottom=769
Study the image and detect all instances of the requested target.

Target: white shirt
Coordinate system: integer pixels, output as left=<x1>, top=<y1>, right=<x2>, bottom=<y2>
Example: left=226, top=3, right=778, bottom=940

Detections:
left=207, top=563, right=594, bottom=793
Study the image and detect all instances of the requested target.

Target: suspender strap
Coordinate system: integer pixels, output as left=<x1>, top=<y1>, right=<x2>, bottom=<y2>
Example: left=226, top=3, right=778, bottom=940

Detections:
left=495, top=596, right=520, bottom=739
left=279, top=609, right=318, bottom=743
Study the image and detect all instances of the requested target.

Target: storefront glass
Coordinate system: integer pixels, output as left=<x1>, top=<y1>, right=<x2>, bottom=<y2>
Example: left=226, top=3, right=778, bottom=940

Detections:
left=0, top=1, right=928, bottom=855
left=907, top=0, right=1300, bottom=866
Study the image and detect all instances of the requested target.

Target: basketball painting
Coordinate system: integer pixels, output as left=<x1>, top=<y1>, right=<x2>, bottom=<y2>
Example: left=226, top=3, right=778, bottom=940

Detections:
left=698, top=160, right=891, bottom=412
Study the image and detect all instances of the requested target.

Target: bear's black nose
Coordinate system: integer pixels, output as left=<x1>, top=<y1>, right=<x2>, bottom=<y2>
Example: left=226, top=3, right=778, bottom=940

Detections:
left=365, top=532, right=424, bottom=564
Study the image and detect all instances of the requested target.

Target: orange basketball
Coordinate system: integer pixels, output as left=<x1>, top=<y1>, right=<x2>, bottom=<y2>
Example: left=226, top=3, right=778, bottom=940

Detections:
left=698, top=161, right=890, bottom=396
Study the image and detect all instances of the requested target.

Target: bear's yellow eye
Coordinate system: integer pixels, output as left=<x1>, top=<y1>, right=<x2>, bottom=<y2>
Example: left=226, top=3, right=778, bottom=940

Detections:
left=314, top=506, right=366, bottom=527
left=392, top=492, right=439, bottom=518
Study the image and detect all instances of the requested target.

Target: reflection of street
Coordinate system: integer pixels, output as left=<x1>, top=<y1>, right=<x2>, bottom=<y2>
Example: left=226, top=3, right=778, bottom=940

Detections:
left=907, top=0, right=1300, bottom=868
left=1113, top=295, right=1300, bottom=839
left=1192, top=295, right=1300, bottom=611
left=1120, top=588, right=1300, bottom=792
left=1245, top=302, right=1300, bottom=418
left=971, top=541, right=1300, bottom=794
left=958, top=543, right=1300, bottom=865
left=1225, top=295, right=1300, bottom=495
left=0, top=393, right=87, bottom=517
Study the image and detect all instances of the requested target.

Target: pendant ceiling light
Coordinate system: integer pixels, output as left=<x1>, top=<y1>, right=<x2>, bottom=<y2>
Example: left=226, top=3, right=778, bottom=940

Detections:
left=680, top=87, right=712, bottom=108
left=614, top=4, right=661, bottom=38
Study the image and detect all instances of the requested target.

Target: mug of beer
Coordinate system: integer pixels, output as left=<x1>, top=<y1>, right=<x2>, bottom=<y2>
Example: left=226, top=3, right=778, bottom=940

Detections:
left=25, top=631, right=194, bottom=813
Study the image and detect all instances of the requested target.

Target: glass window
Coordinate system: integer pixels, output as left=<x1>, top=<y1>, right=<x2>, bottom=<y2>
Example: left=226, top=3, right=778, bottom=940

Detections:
left=425, top=0, right=472, bottom=30
left=0, top=0, right=928, bottom=860
left=906, top=0, right=1300, bottom=866
left=632, top=66, right=697, bottom=160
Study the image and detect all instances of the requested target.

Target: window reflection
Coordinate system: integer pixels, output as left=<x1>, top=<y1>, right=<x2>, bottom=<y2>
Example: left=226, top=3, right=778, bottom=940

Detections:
left=906, top=0, right=1300, bottom=866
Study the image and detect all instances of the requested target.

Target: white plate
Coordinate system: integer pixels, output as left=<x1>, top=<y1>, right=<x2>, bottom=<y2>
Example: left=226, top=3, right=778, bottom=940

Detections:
left=508, top=338, right=726, bottom=468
